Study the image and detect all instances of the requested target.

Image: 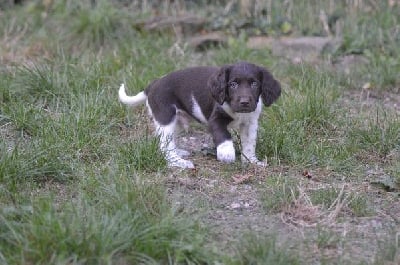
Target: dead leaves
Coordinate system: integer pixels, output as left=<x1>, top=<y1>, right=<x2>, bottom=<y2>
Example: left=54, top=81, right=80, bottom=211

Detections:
left=232, top=173, right=252, bottom=184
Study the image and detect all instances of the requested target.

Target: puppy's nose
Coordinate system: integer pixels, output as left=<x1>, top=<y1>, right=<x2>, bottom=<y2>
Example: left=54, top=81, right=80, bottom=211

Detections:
left=239, top=97, right=251, bottom=107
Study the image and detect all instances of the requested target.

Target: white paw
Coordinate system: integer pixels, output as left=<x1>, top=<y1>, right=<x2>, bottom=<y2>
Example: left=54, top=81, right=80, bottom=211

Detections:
left=254, top=160, right=267, bottom=167
left=217, top=140, right=236, bottom=163
left=241, top=155, right=267, bottom=167
left=168, top=158, right=195, bottom=169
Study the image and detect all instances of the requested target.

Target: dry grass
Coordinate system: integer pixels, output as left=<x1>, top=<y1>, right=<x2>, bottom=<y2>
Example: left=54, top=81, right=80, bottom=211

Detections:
left=281, top=184, right=351, bottom=228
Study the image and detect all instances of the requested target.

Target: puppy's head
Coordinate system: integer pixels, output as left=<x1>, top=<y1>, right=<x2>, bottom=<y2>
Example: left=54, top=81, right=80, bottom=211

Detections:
left=208, top=62, right=281, bottom=112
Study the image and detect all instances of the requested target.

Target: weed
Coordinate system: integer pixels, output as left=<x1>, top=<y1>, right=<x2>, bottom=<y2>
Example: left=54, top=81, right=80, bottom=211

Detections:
left=349, top=110, right=400, bottom=158
left=117, top=136, right=167, bottom=173
left=315, top=226, right=340, bottom=250
left=310, top=188, right=371, bottom=217
left=309, top=187, right=341, bottom=208
left=233, top=233, right=300, bottom=265
left=0, top=142, right=71, bottom=184
left=262, top=175, right=299, bottom=213
left=362, top=51, right=400, bottom=91
left=257, top=65, right=346, bottom=166
left=348, top=193, right=371, bottom=217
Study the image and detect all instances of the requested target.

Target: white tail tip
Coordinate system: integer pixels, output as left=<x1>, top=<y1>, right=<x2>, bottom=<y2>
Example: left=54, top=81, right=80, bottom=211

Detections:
left=118, top=83, right=147, bottom=106
left=119, top=83, right=126, bottom=99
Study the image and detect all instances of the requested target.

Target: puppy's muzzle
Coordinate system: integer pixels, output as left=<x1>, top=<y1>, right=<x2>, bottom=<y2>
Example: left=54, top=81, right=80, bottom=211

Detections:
left=234, top=96, right=256, bottom=113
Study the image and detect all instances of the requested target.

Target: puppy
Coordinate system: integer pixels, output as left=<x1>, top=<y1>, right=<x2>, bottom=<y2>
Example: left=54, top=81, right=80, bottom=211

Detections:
left=119, top=61, right=281, bottom=168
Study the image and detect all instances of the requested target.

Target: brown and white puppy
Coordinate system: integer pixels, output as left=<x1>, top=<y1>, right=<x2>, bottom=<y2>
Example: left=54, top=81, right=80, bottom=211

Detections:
left=119, top=61, right=281, bottom=168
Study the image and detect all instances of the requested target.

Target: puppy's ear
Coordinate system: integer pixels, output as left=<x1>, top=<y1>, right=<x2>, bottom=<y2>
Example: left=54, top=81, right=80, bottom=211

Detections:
left=259, top=67, right=281, bottom=106
left=208, top=65, right=231, bottom=105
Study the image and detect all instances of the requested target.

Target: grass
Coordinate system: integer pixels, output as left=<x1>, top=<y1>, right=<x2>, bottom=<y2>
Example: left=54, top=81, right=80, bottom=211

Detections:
left=232, top=233, right=300, bottom=265
left=0, top=175, right=212, bottom=264
left=257, top=64, right=349, bottom=167
left=117, top=137, right=167, bottom=173
left=349, top=110, right=400, bottom=158
left=0, top=1, right=399, bottom=264
left=261, top=175, right=299, bottom=213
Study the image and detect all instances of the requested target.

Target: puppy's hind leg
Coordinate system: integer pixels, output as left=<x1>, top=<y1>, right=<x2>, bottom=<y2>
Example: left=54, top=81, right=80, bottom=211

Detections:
left=154, top=119, right=195, bottom=169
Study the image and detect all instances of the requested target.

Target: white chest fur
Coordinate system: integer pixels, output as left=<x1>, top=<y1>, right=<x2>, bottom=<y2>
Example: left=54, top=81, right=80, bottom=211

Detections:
left=221, top=99, right=262, bottom=129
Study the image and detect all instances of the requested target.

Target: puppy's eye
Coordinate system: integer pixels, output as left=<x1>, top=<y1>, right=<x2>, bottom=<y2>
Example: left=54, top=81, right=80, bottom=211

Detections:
left=251, top=81, right=258, bottom=89
left=229, top=81, right=238, bottom=89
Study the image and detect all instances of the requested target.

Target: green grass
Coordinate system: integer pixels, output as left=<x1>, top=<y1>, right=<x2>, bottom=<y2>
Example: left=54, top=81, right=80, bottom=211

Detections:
left=118, top=137, right=167, bottom=173
left=257, top=64, right=348, bottom=167
left=309, top=187, right=371, bottom=217
left=349, top=110, right=400, bottom=158
left=0, top=1, right=399, bottom=264
left=232, top=233, right=300, bottom=265
left=261, top=175, right=299, bottom=213
left=0, top=175, right=212, bottom=264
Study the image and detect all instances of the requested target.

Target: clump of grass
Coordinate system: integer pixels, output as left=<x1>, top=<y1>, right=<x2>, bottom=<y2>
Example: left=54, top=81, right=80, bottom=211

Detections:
left=309, top=187, right=341, bottom=208
left=257, top=65, right=346, bottom=166
left=2, top=103, right=48, bottom=137
left=0, top=172, right=214, bottom=264
left=13, top=64, right=57, bottom=99
left=361, top=51, right=400, bottom=91
left=261, top=175, right=299, bottom=213
left=118, top=136, right=167, bottom=173
left=0, top=141, right=72, bottom=192
left=309, top=187, right=371, bottom=217
left=348, top=193, right=371, bottom=217
left=349, top=110, right=400, bottom=158
left=232, top=233, right=300, bottom=265
left=49, top=0, right=140, bottom=49
left=314, top=227, right=339, bottom=250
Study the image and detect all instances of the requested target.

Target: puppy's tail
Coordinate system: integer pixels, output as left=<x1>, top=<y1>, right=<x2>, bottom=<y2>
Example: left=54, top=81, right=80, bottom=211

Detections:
left=118, top=83, right=147, bottom=107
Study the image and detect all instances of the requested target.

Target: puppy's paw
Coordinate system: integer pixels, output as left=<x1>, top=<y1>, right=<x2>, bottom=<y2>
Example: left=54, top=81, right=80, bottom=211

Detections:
left=168, top=158, right=195, bottom=169
left=217, top=140, right=236, bottom=163
left=254, top=160, right=267, bottom=167
left=241, top=155, right=267, bottom=167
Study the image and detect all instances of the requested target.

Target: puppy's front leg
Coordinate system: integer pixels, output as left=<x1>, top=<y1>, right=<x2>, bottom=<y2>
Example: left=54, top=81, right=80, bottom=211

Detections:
left=239, top=120, right=266, bottom=166
left=216, top=140, right=236, bottom=163
left=209, top=121, right=236, bottom=163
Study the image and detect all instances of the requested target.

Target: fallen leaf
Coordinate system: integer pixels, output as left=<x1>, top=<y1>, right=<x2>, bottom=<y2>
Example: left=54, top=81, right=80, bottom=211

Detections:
left=232, top=174, right=252, bottom=184
left=302, top=170, right=312, bottom=179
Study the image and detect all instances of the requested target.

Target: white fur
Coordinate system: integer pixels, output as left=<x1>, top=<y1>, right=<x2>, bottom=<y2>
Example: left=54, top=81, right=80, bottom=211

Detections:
left=119, top=84, right=147, bottom=106
left=216, top=140, right=236, bottom=163
left=221, top=99, right=262, bottom=130
left=192, top=96, right=208, bottom=124
left=149, top=105, right=195, bottom=169
left=222, top=99, right=266, bottom=165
